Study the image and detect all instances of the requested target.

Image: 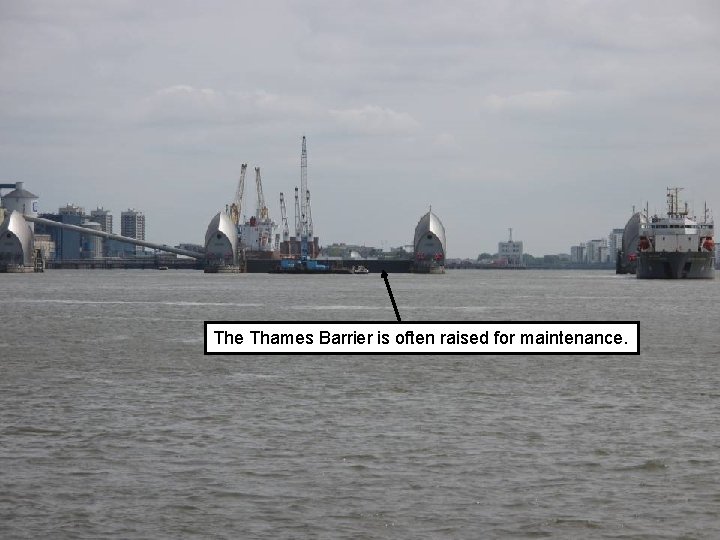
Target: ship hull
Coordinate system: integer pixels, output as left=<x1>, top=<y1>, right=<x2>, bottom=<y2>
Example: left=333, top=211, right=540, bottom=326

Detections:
left=616, top=253, right=637, bottom=275
left=637, top=251, right=715, bottom=279
left=413, top=263, right=445, bottom=274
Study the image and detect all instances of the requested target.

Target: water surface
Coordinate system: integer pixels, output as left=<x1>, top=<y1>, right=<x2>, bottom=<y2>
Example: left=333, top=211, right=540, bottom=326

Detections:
left=2, top=269, right=719, bottom=538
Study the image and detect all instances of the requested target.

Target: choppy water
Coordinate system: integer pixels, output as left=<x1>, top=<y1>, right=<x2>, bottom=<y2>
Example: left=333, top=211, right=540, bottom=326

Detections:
left=2, top=269, right=720, bottom=539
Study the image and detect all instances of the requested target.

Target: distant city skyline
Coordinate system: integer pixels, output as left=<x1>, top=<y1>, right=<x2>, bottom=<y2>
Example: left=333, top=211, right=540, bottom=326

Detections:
left=2, top=1, right=719, bottom=257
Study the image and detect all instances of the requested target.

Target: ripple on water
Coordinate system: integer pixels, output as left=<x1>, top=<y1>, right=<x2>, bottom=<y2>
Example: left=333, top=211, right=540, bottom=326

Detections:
left=2, top=270, right=720, bottom=539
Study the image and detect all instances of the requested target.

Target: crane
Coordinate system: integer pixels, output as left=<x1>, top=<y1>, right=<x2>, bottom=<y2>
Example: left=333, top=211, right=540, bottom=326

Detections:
left=294, top=187, right=306, bottom=258
left=294, top=187, right=301, bottom=240
left=296, top=137, right=316, bottom=258
left=300, top=136, right=308, bottom=237
left=229, top=163, right=247, bottom=225
left=306, top=189, right=313, bottom=240
left=279, top=192, right=289, bottom=243
left=255, top=167, right=268, bottom=220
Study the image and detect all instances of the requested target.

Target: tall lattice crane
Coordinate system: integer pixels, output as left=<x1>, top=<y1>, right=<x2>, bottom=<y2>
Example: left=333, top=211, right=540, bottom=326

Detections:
left=300, top=136, right=309, bottom=237
left=279, top=192, right=289, bottom=243
left=306, top=189, right=313, bottom=239
left=294, top=187, right=301, bottom=241
left=255, top=167, right=268, bottom=220
left=295, top=136, right=316, bottom=257
left=229, top=163, right=247, bottom=225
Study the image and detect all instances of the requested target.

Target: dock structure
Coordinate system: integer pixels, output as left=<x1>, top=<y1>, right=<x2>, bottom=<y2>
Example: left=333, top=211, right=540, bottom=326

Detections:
left=44, top=257, right=203, bottom=270
left=25, top=216, right=205, bottom=259
left=2, top=212, right=209, bottom=272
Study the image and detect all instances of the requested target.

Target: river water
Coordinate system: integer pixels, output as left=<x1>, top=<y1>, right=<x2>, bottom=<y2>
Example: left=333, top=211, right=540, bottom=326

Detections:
left=2, top=269, right=719, bottom=538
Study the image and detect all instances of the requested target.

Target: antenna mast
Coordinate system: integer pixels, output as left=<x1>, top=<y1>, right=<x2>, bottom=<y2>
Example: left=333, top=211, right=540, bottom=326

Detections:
left=666, top=186, right=686, bottom=217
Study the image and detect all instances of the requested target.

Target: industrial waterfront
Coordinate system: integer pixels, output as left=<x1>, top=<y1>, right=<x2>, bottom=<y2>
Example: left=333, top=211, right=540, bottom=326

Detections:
left=4, top=2, right=720, bottom=539
left=8, top=137, right=717, bottom=276
left=0, top=138, right=448, bottom=274
left=2, top=269, right=719, bottom=538
left=3, top=137, right=717, bottom=275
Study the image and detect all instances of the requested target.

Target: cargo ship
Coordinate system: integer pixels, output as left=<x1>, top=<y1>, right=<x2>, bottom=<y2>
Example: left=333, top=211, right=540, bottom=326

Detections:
left=636, top=188, right=715, bottom=279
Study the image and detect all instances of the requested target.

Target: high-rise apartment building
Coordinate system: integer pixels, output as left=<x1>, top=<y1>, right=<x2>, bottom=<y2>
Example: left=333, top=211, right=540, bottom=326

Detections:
left=608, top=229, right=623, bottom=263
left=59, top=203, right=84, bottom=216
left=586, top=239, right=608, bottom=264
left=90, top=207, right=113, bottom=234
left=570, top=244, right=586, bottom=263
left=121, top=209, right=145, bottom=255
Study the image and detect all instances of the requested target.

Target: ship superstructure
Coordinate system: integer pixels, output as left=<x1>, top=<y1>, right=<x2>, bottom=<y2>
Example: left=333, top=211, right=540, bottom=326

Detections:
left=636, top=187, right=714, bottom=279
left=226, top=164, right=279, bottom=257
left=237, top=167, right=279, bottom=253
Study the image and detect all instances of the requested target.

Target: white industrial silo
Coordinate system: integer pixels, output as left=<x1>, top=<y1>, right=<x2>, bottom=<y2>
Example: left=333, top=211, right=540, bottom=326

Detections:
left=80, top=221, right=103, bottom=259
left=1, top=182, right=39, bottom=232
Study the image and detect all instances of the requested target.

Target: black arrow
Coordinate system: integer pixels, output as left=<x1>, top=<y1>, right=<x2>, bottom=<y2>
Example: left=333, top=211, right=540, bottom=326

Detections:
left=380, top=270, right=401, bottom=322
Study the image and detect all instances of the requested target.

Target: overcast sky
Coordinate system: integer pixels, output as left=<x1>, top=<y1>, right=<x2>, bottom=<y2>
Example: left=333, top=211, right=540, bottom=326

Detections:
left=2, top=0, right=719, bottom=257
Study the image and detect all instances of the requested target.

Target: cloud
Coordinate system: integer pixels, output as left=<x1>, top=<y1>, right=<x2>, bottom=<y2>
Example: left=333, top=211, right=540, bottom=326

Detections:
left=2, top=1, right=720, bottom=255
left=484, top=90, right=573, bottom=112
left=135, top=85, right=317, bottom=125
left=329, top=105, right=420, bottom=135
left=545, top=3, right=718, bottom=52
left=433, top=132, right=456, bottom=149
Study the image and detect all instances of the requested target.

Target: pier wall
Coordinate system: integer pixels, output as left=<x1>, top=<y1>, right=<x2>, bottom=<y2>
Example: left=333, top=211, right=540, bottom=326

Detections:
left=248, top=258, right=414, bottom=273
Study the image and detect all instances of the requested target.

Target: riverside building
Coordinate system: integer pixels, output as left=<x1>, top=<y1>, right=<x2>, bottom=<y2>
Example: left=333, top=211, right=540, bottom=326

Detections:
left=121, top=209, right=146, bottom=255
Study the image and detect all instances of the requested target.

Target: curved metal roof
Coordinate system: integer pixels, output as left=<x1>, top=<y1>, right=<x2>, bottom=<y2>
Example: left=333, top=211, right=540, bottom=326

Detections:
left=414, top=210, right=446, bottom=252
left=0, top=210, right=34, bottom=266
left=204, top=211, right=238, bottom=248
left=622, top=212, right=643, bottom=254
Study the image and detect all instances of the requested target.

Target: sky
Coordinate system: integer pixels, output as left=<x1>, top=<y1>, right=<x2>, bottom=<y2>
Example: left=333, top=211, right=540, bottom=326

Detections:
left=2, top=0, right=720, bottom=257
